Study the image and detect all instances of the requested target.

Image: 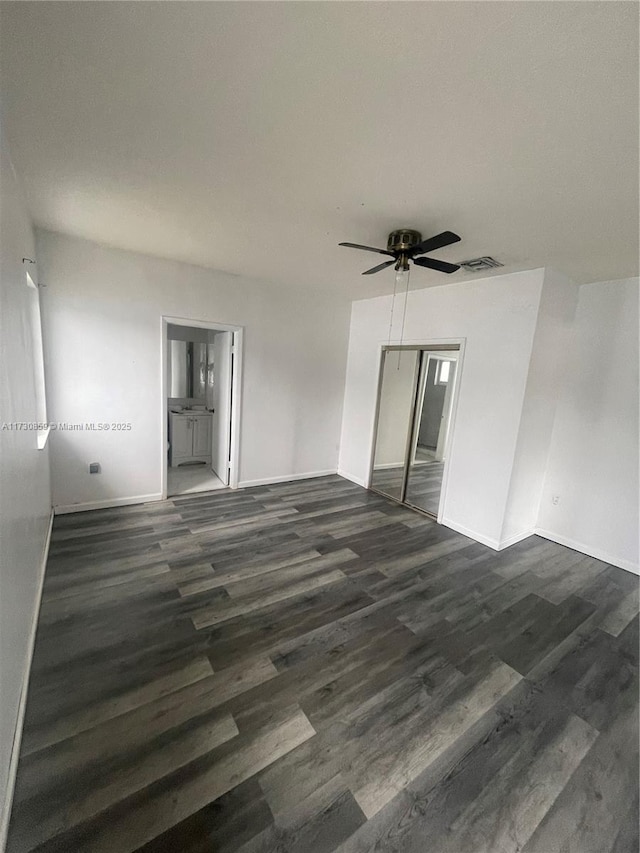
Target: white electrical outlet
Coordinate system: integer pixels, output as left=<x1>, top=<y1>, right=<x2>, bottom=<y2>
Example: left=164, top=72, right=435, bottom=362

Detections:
left=551, top=495, right=560, bottom=505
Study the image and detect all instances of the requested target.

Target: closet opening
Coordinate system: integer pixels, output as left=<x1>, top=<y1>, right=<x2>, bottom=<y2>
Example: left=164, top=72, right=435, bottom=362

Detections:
left=369, top=343, right=462, bottom=520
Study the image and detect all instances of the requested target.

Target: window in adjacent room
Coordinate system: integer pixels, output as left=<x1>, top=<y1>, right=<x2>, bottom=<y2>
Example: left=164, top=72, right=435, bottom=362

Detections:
left=26, top=268, right=49, bottom=449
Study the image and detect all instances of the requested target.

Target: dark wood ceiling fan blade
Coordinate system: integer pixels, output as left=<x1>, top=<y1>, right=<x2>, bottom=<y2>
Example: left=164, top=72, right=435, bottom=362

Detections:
left=413, top=256, right=460, bottom=274
left=362, top=259, right=396, bottom=275
left=411, top=231, right=461, bottom=256
left=339, top=242, right=395, bottom=256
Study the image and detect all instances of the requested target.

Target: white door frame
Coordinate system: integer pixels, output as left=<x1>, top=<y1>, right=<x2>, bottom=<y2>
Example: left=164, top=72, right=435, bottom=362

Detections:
left=160, top=316, right=243, bottom=498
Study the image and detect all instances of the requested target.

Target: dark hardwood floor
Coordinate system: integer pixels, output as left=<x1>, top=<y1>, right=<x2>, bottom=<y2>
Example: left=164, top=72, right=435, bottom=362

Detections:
left=7, top=475, right=639, bottom=853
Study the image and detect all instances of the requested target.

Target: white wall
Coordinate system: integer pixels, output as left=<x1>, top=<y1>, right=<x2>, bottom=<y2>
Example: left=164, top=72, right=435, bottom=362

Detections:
left=338, top=269, right=546, bottom=546
left=36, top=230, right=351, bottom=510
left=537, top=278, right=639, bottom=573
left=501, top=268, right=578, bottom=544
left=0, top=115, right=52, bottom=839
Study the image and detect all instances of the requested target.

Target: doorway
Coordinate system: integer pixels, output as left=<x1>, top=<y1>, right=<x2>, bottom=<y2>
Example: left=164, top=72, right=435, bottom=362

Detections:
left=369, top=344, right=461, bottom=519
left=161, top=318, right=242, bottom=498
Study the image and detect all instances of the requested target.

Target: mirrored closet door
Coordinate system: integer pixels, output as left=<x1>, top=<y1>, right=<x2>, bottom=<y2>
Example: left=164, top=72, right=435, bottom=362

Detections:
left=370, top=345, right=460, bottom=518
left=370, top=349, right=421, bottom=501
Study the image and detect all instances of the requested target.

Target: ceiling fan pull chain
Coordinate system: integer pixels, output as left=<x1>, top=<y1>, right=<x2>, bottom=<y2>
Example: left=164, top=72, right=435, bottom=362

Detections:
left=396, top=265, right=411, bottom=369
left=387, top=265, right=401, bottom=348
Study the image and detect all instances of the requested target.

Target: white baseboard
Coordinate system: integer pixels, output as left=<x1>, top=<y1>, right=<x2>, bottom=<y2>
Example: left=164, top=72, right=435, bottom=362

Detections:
left=337, top=470, right=367, bottom=488
left=440, top=519, right=536, bottom=552
left=534, top=528, right=640, bottom=576
left=0, top=508, right=53, bottom=851
left=238, top=470, right=337, bottom=489
left=440, top=517, right=501, bottom=550
left=497, top=529, right=535, bottom=550
left=54, top=493, right=164, bottom=515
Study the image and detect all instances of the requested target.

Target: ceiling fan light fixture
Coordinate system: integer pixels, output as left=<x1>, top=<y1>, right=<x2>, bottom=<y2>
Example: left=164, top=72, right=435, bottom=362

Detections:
left=387, top=229, right=423, bottom=254
left=339, top=228, right=462, bottom=276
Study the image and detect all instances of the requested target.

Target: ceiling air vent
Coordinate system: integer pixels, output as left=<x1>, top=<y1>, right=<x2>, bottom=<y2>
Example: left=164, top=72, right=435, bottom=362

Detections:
left=458, top=256, right=504, bottom=272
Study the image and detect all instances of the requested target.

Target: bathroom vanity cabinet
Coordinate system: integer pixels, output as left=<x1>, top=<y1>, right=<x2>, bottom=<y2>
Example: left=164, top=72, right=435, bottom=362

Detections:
left=169, top=412, right=212, bottom=467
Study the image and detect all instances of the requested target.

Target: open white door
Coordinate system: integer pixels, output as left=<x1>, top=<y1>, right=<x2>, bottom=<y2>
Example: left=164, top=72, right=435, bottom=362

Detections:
left=211, top=331, right=233, bottom=485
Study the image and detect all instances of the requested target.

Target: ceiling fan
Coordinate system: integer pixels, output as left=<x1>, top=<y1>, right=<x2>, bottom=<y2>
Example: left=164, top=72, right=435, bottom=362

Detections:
left=339, top=229, right=461, bottom=275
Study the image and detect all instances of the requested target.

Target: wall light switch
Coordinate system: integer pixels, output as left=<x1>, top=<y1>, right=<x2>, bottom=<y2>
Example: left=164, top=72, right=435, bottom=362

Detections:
left=89, top=462, right=101, bottom=474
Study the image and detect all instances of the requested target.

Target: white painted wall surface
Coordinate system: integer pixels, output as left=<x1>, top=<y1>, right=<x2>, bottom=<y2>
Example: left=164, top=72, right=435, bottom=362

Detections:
left=0, top=118, right=52, bottom=837
left=501, top=268, right=578, bottom=544
left=537, top=278, right=640, bottom=573
left=36, top=230, right=351, bottom=510
left=338, top=269, right=545, bottom=546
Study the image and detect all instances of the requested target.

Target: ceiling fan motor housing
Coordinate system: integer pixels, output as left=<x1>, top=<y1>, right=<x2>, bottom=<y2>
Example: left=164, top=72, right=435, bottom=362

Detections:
left=387, top=229, right=422, bottom=253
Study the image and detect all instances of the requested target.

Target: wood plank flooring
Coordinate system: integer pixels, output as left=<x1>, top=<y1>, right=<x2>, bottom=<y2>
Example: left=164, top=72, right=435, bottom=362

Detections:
left=7, top=475, right=639, bottom=853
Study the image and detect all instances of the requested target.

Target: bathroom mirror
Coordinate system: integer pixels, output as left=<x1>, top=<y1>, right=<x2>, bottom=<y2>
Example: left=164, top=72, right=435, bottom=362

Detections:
left=168, top=340, right=211, bottom=401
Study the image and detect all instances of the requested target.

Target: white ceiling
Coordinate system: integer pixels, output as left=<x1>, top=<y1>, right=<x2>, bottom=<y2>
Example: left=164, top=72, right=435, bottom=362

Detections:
left=1, top=1, right=638, bottom=297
